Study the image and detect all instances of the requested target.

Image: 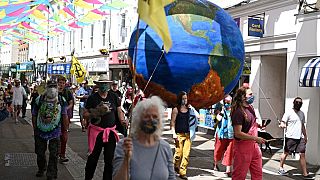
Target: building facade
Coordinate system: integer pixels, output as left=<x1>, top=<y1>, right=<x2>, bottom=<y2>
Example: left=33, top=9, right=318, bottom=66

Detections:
left=227, top=0, right=320, bottom=165
left=28, top=0, right=138, bottom=83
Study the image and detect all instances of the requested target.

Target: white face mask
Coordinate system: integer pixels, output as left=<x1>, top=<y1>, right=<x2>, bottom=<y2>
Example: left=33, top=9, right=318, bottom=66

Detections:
left=46, top=88, right=58, bottom=99
left=181, top=99, right=187, bottom=105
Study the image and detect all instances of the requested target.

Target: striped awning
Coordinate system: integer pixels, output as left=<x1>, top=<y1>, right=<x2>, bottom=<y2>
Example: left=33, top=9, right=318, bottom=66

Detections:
left=300, top=57, right=320, bottom=87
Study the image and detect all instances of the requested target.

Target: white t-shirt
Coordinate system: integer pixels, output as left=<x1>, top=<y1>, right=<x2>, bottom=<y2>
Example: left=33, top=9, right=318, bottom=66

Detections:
left=12, top=86, right=26, bottom=106
left=282, top=108, right=305, bottom=139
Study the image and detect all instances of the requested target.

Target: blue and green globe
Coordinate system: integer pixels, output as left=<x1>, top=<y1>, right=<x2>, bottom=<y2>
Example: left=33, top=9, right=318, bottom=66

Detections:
left=129, top=0, right=244, bottom=108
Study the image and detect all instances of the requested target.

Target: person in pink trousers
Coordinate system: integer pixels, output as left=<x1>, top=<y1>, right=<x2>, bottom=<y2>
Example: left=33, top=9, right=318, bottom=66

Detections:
left=231, top=86, right=266, bottom=180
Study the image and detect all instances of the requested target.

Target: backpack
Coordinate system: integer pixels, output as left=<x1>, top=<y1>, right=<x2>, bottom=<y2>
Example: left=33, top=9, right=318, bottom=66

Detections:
left=35, top=95, right=66, bottom=133
left=62, top=88, right=73, bottom=105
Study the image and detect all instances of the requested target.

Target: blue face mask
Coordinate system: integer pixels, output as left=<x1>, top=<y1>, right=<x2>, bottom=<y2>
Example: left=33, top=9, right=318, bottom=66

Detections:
left=140, top=119, right=158, bottom=134
left=224, top=103, right=231, bottom=109
left=99, top=84, right=108, bottom=92
left=246, top=96, right=254, bottom=104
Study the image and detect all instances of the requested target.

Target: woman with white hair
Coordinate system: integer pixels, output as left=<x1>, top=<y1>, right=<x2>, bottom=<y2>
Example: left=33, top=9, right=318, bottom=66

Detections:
left=113, top=96, right=176, bottom=180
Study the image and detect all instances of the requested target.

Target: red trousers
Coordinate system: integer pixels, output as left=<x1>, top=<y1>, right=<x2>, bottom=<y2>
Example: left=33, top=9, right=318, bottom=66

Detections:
left=214, top=135, right=234, bottom=166
left=59, top=126, right=68, bottom=157
left=232, top=140, right=262, bottom=180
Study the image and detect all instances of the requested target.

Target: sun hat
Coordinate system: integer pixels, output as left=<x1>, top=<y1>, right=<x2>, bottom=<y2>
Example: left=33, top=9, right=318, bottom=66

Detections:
left=112, top=80, right=118, bottom=85
left=47, top=80, right=57, bottom=87
left=93, top=74, right=112, bottom=84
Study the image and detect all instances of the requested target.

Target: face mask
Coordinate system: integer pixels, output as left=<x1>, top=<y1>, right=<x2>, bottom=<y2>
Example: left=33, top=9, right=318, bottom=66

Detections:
left=99, top=84, right=108, bottom=92
left=46, top=87, right=58, bottom=99
left=181, top=99, right=187, bottom=105
left=140, top=119, right=158, bottom=134
left=294, top=102, right=302, bottom=110
left=246, top=96, right=254, bottom=104
left=224, top=103, right=231, bottom=109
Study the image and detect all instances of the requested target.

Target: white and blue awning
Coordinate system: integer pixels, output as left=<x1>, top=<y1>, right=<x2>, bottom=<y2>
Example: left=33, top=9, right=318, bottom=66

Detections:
left=300, top=57, right=320, bottom=87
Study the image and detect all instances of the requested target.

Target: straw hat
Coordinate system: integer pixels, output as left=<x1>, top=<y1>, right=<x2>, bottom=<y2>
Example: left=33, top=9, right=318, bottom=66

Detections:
left=93, top=74, right=112, bottom=84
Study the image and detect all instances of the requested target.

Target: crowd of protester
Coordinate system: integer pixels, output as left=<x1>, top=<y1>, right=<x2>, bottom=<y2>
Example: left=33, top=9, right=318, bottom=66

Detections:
left=0, top=75, right=310, bottom=180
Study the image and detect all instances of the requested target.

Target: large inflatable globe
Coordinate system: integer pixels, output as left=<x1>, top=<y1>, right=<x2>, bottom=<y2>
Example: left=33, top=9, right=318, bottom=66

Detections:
left=129, top=0, right=244, bottom=108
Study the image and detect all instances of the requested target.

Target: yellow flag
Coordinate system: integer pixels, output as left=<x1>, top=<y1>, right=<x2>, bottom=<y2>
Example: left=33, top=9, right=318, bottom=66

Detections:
left=0, top=9, right=5, bottom=19
left=74, top=0, right=93, bottom=10
left=0, top=2, right=9, bottom=7
left=33, top=10, right=46, bottom=20
left=138, top=0, right=174, bottom=52
left=70, top=56, right=87, bottom=83
left=80, top=12, right=102, bottom=23
left=59, top=9, right=68, bottom=18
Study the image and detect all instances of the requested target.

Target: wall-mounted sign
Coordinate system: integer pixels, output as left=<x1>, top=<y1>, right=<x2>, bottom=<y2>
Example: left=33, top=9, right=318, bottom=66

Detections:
left=47, top=63, right=71, bottom=75
left=17, top=61, right=34, bottom=72
left=109, top=49, right=129, bottom=65
left=248, top=17, right=264, bottom=37
left=81, top=58, right=107, bottom=72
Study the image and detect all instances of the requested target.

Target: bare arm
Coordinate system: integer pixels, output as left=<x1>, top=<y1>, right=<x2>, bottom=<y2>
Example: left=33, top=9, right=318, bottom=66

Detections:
left=171, top=108, right=178, bottom=138
left=117, top=106, right=127, bottom=127
left=113, top=157, right=129, bottom=180
left=120, top=97, right=126, bottom=113
left=234, top=125, right=265, bottom=144
left=32, top=115, right=37, bottom=130
left=67, top=99, right=73, bottom=111
left=62, top=114, right=69, bottom=130
left=302, top=124, right=307, bottom=143
left=170, top=108, right=178, bottom=129
left=113, top=138, right=132, bottom=180
left=279, top=121, right=286, bottom=128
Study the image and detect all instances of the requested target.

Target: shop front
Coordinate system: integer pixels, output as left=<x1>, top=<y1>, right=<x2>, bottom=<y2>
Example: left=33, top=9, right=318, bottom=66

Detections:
left=36, top=63, right=47, bottom=81
left=79, top=57, right=109, bottom=85
left=47, top=63, right=72, bottom=81
left=17, top=61, right=35, bottom=83
left=226, top=0, right=320, bottom=165
left=0, top=64, right=10, bottom=78
left=108, top=49, right=130, bottom=84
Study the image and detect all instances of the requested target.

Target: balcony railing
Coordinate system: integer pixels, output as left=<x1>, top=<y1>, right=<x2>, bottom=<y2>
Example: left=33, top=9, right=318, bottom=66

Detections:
left=299, top=0, right=320, bottom=14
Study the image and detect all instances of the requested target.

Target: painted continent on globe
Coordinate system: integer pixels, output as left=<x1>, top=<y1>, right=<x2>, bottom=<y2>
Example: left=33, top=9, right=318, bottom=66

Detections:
left=129, top=0, right=244, bottom=109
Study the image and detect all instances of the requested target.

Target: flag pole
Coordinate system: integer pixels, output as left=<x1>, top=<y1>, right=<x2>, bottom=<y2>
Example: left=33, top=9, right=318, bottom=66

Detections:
left=125, top=14, right=140, bottom=180
left=45, top=5, right=50, bottom=81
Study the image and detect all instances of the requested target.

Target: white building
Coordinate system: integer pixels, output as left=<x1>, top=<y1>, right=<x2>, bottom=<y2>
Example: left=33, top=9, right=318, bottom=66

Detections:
left=227, top=0, right=320, bottom=165
left=28, top=0, right=138, bottom=81
left=0, top=36, right=19, bottom=78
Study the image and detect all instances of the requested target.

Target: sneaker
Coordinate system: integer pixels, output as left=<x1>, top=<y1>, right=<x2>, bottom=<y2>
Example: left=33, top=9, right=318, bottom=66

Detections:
left=225, top=171, right=232, bottom=177
left=59, top=157, right=69, bottom=163
left=15, top=119, right=19, bottom=124
left=213, top=165, right=220, bottom=171
left=303, top=174, right=314, bottom=179
left=278, top=169, right=288, bottom=176
left=174, top=167, right=179, bottom=174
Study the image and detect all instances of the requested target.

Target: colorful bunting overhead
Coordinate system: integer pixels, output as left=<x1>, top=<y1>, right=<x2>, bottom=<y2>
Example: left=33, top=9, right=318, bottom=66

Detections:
left=0, top=0, right=129, bottom=45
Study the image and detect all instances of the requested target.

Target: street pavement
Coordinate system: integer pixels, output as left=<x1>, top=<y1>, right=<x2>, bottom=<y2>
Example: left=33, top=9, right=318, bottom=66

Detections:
left=0, top=102, right=319, bottom=180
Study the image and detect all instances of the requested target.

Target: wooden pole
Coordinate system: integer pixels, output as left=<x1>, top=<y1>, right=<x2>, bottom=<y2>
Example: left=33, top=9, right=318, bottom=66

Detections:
left=125, top=15, right=140, bottom=180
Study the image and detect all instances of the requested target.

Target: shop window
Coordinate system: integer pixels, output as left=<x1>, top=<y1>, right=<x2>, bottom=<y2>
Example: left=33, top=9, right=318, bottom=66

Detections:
left=120, top=13, right=126, bottom=43
left=80, top=28, right=84, bottom=50
left=90, top=24, right=94, bottom=49
left=102, top=20, right=106, bottom=46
